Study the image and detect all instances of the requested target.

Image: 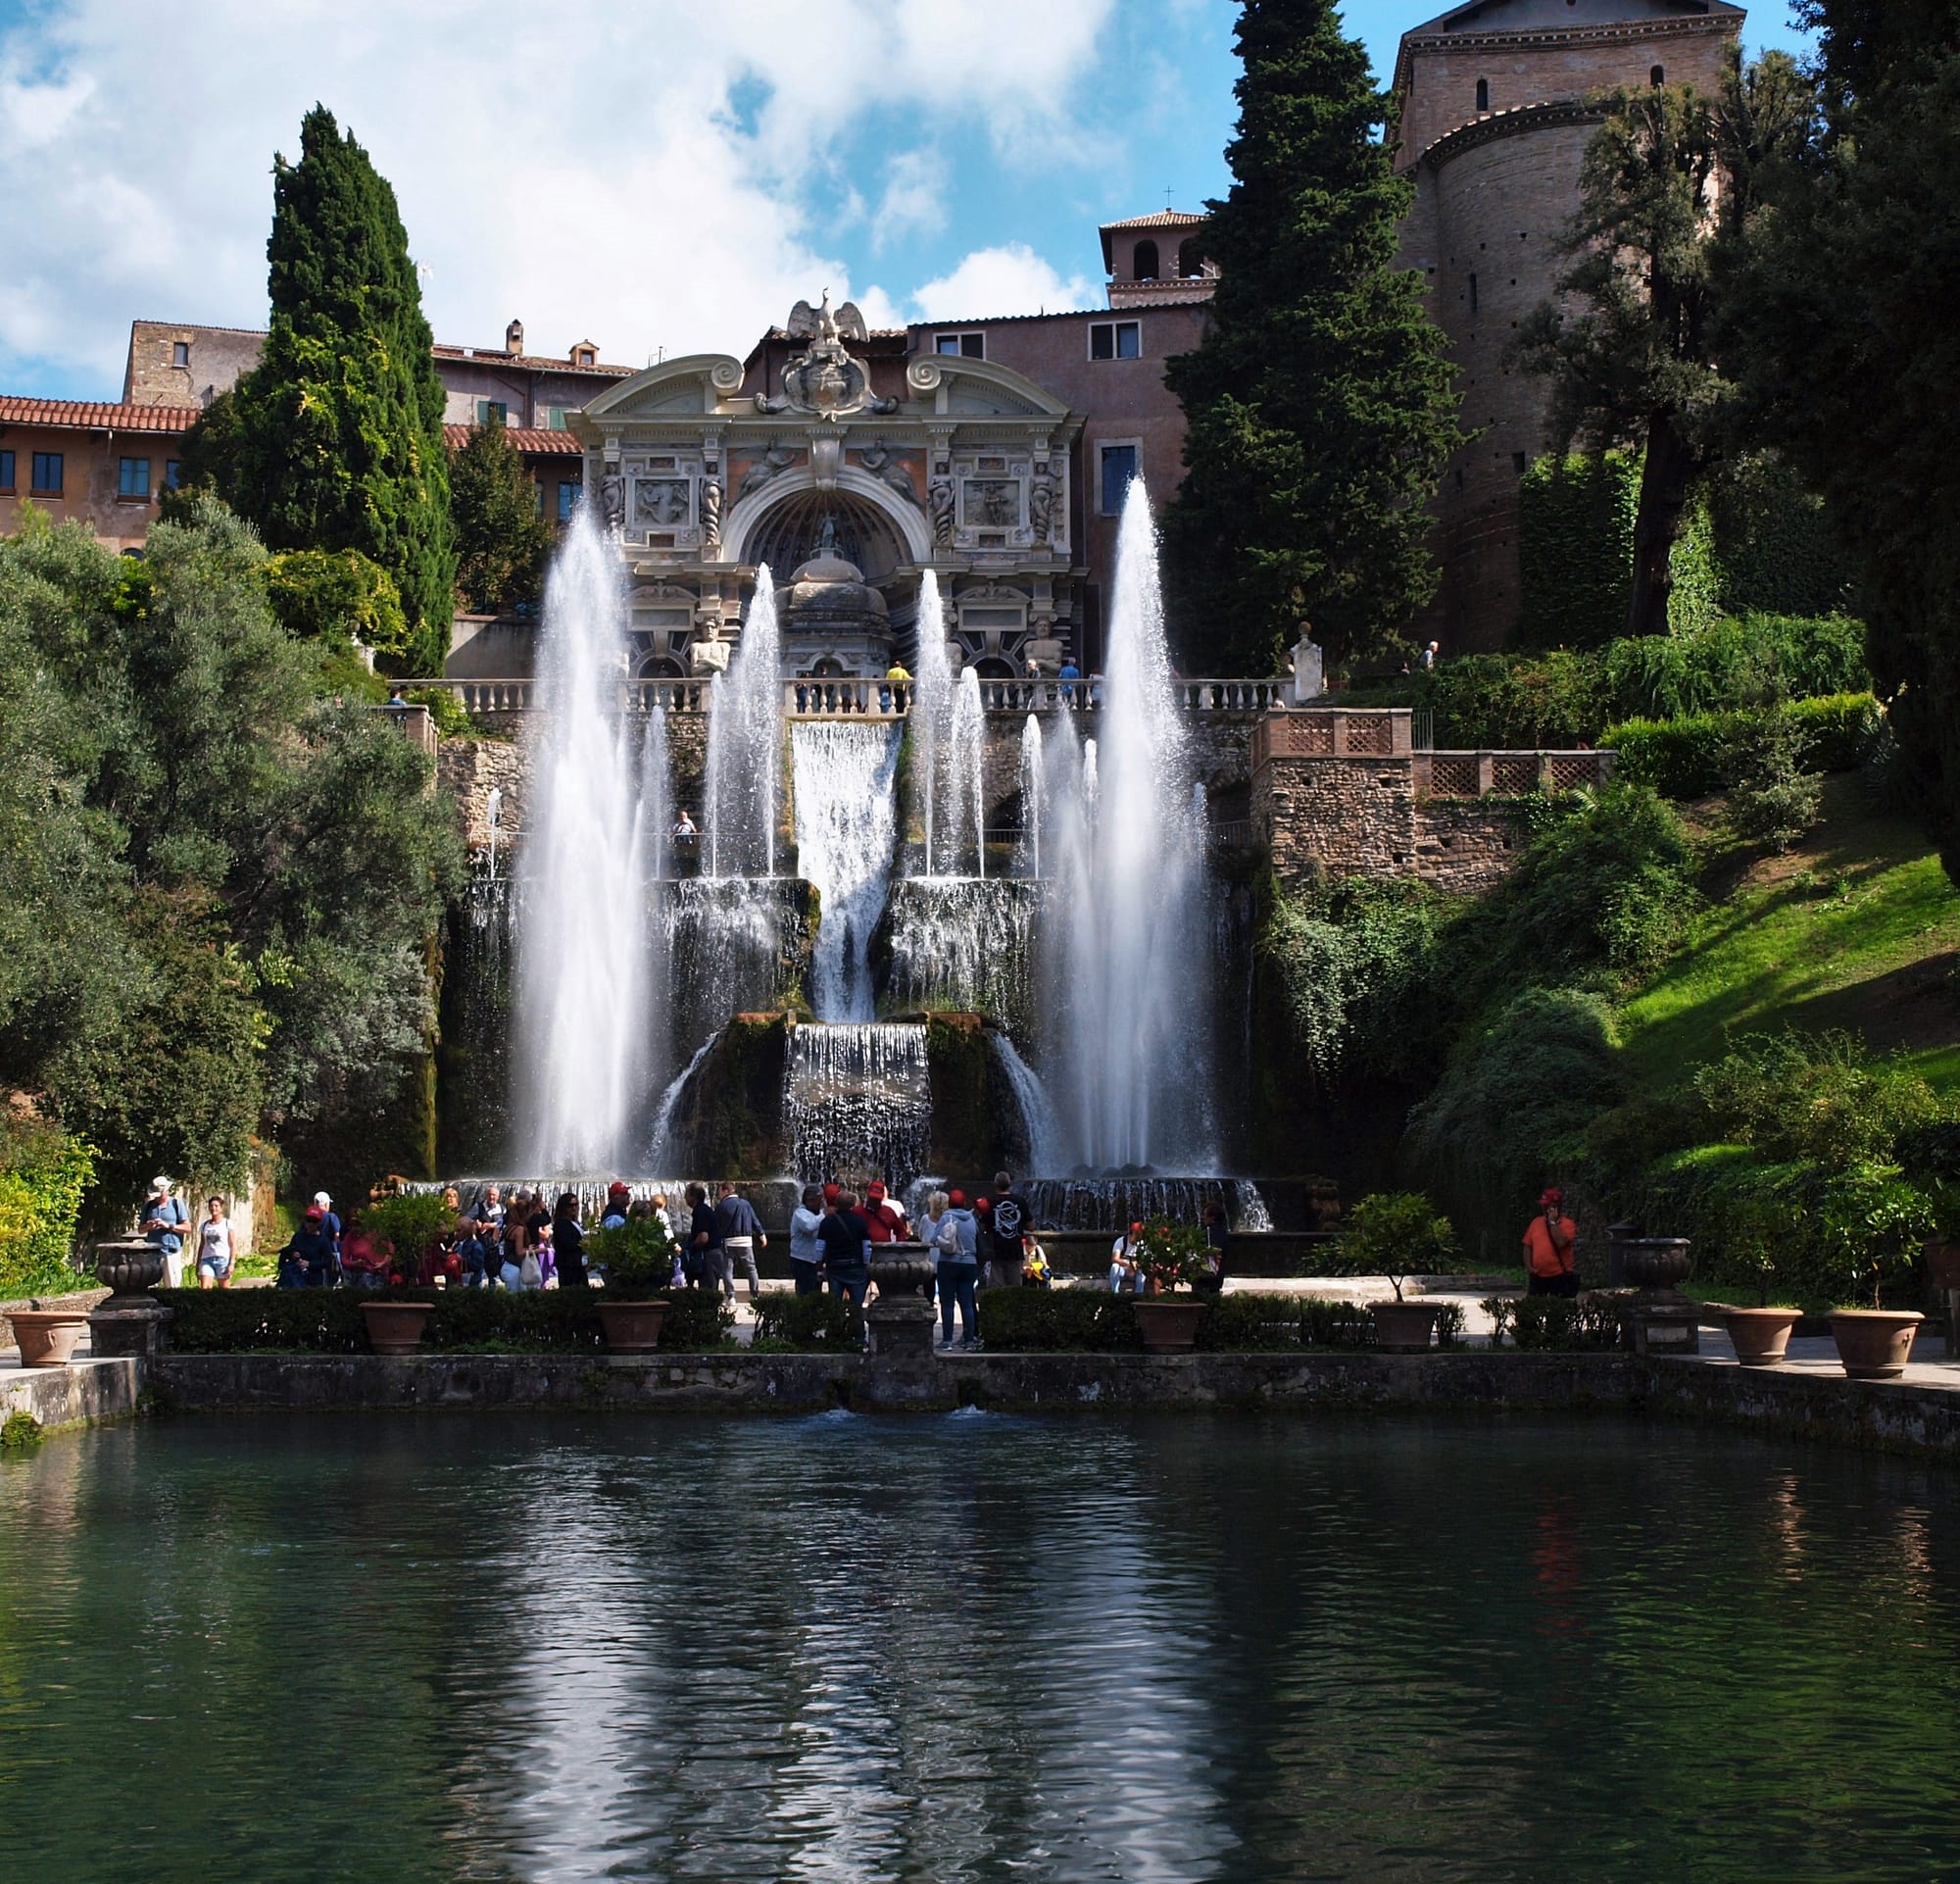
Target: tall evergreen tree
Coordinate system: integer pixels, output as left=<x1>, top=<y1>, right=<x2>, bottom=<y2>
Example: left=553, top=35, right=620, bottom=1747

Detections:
left=193, top=106, right=455, bottom=673
left=1163, top=0, right=1458, bottom=675
left=450, top=416, right=554, bottom=614
left=1736, top=4, right=1960, bottom=884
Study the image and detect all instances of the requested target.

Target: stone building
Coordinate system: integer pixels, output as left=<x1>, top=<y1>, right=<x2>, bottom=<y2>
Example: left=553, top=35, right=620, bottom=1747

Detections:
left=1394, top=0, right=1745, bottom=648
left=0, top=396, right=198, bottom=553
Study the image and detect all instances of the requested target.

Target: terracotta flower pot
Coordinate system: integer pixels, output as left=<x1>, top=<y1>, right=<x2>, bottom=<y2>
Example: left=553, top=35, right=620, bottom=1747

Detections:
left=1829, top=1309, right=1922, bottom=1381
left=1721, top=1307, right=1802, bottom=1368
left=1134, top=1300, right=1207, bottom=1353
left=8, top=1310, right=90, bottom=1369
left=1370, top=1300, right=1441, bottom=1354
left=360, top=1301, right=436, bottom=1357
left=597, top=1299, right=668, bottom=1354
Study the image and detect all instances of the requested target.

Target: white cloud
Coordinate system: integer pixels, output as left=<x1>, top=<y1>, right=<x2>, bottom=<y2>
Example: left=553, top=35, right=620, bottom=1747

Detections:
left=871, top=147, right=946, bottom=247
left=903, top=242, right=1099, bottom=322
left=0, top=0, right=1119, bottom=390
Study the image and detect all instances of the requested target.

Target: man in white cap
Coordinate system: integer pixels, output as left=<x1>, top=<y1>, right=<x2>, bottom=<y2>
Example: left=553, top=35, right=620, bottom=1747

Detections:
left=140, top=1176, right=188, bottom=1288
left=313, top=1191, right=343, bottom=1285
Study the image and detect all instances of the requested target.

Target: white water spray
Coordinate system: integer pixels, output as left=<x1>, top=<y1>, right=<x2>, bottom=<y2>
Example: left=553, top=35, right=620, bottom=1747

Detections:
left=791, top=720, right=901, bottom=1021
left=704, top=570, right=782, bottom=877
left=514, top=505, right=653, bottom=1171
left=1015, top=714, right=1045, bottom=879
left=910, top=570, right=952, bottom=870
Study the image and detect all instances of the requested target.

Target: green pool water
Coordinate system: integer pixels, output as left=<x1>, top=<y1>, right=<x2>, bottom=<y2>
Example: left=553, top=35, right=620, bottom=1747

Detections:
left=2, top=1411, right=1958, bottom=1882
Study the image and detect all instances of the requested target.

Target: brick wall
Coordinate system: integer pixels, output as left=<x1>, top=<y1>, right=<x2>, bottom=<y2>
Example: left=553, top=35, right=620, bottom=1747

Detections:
left=1254, top=757, right=1420, bottom=888
left=1413, top=799, right=1525, bottom=893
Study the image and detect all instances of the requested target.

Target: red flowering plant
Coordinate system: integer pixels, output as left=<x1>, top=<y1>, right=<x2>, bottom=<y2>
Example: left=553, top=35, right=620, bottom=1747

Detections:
left=1134, top=1219, right=1216, bottom=1295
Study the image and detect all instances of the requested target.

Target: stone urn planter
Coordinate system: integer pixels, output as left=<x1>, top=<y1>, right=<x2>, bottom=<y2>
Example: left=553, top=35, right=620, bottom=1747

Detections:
left=867, top=1247, right=937, bottom=1358
left=1621, top=1237, right=1693, bottom=1291
left=1370, top=1300, right=1441, bottom=1354
left=1134, top=1299, right=1208, bottom=1353
left=596, top=1300, right=668, bottom=1354
left=8, top=1309, right=91, bottom=1368
left=1720, top=1307, right=1803, bottom=1368
left=88, top=1238, right=173, bottom=1359
left=1829, top=1309, right=1923, bottom=1381
left=360, top=1300, right=436, bottom=1357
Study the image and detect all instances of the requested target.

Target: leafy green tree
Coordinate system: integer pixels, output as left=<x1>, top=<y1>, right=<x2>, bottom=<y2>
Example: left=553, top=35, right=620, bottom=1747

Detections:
left=263, top=548, right=410, bottom=660
left=1514, top=55, right=1813, bottom=638
left=188, top=105, right=455, bottom=673
left=1734, top=6, right=1960, bottom=884
left=1162, top=0, right=1458, bottom=674
left=450, top=416, right=554, bottom=613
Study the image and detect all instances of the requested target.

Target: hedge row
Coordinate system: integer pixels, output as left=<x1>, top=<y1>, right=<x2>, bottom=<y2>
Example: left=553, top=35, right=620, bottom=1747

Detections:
left=1482, top=1295, right=1626, bottom=1352
left=973, top=1288, right=1465, bottom=1353
left=1603, top=692, right=1883, bottom=799
left=159, top=1286, right=734, bottom=1354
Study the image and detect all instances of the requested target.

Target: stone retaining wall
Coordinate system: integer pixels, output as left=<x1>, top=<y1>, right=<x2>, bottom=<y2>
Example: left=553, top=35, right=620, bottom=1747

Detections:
left=1, top=1355, right=140, bottom=1434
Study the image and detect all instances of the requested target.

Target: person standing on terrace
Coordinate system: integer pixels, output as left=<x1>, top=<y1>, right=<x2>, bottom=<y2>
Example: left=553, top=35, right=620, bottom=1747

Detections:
left=140, top=1176, right=188, bottom=1287
left=1524, top=1190, right=1580, bottom=1298
left=789, top=1185, right=826, bottom=1296
left=715, top=1180, right=766, bottom=1303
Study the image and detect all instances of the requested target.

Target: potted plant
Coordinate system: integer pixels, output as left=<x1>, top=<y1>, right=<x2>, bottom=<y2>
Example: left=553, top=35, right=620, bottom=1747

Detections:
left=1131, top=1221, right=1215, bottom=1353
left=7, top=1299, right=92, bottom=1368
left=353, top=1193, right=454, bottom=1355
left=1341, top=1192, right=1457, bottom=1354
left=586, top=1211, right=676, bottom=1353
left=1824, top=1171, right=1931, bottom=1381
left=1713, top=1197, right=1804, bottom=1367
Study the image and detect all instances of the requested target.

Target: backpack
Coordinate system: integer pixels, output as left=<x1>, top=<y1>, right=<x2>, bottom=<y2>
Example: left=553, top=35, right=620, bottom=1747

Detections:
left=936, top=1214, right=962, bottom=1256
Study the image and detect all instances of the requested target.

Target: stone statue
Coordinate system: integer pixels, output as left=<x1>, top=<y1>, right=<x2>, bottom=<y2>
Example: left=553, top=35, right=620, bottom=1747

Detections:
left=928, top=476, right=956, bottom=548
left=701, top=474, right=722, bottom=550
left=600, top=469, right=625, bottom=535
left=757, top=290, right=898, bottom=418
left=738, top=443, right=797, bottom=501
left=1291, top=627, right=1325, bottom=704
left=1030, top=467, right=1057, bottom=542
left=857, top=441, right=921, bottom=509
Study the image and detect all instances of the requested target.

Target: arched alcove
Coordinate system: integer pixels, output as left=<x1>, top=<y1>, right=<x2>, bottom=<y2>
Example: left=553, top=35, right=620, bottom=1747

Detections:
left=741, top=488, right=910, bottom=586
left=1133, top=238, right=1160, bottom=281
left=1177, top=237, right=1207, bottom=278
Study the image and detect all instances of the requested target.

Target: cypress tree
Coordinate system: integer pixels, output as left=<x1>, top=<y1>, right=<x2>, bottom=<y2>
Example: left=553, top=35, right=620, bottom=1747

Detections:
left=450, top=416, right=555, bottom=613
left=1163, top=0, right=1458, bottom=675
left=214, top=106, right=455, bottom=672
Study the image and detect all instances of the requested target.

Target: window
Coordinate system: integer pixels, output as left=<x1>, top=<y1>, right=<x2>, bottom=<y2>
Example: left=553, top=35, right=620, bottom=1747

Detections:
left=1468, top=273, right=1479, bottom=315
left=1099, top=442, right=1140, bottom=515
left=1650, top=65, right=1665, bottom=87
left=1476, top=77, right=1490, bottom=112
left=934, top=331, right=984, bottom=358
left=172, top=340, right=190, bottom=367
left=165, top=460, right=181, bottom=489
left=1133, top=238, right=1160, bottom=281
left=572, top=346, right=597, bottom=367
left=0, top=449, right=13, bottom=492
left=1177, top=236, right=1207, bottom=278
left=548, top=407, right=567, bottom=430
left=1089, top=321, right=1142, bottom=361
left=558, top=481, right=581, bottom=522
left=119, top=457, right=151, bottom=499
left=1512, top=451, right=1528, bottom=474
left=476, top=399, right=509, bottom=426
left=30, top=452, right=63, bottom=495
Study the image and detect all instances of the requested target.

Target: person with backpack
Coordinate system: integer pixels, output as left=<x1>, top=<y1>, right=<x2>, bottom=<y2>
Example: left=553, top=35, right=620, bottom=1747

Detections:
left=934, top=1188, right=979, bottom=1350
left=714, top=1181, right=767, bottom=1302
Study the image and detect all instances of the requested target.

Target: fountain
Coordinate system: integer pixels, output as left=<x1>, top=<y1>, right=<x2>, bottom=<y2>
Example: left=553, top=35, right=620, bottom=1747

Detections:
left=1015, top=715, right=1044, bottom=880
left=792, top=719, right=901, bottom=1022
left=704, top=569, right=782, bottom=878
left=513, top=505, right=657, bottom=1173
left=910, top=570, right=953, bottom=872
left=784, top=1021, right=932, bottom=1188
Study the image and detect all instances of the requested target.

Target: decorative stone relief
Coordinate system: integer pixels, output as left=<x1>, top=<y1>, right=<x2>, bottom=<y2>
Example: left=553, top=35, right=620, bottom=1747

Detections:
left=928, top=476, right=956, bottom=548
left=756, top=292, right=897, bottom=418
left=701, top=476, right=723, bottom=551
left=856, top=442, right=920, bottom=510
left=737, top=443, right=800, bottom=501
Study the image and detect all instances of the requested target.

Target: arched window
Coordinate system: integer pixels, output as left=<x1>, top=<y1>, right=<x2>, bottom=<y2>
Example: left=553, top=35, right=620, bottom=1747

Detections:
left=1133, top=238, right=1159, bottom=281
left=1177, top=237, right=1206, bottom=278
left=1476, top=77, right=1490, bottom=113
left=1650, top=65, right=1665, bottom=87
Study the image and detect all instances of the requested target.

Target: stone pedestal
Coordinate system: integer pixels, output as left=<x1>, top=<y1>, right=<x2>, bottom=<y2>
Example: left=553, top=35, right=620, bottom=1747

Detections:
left=88, top=1300, right=174, bottom=1359
left=1623, top=1299, right=1699, bottom=1357
left=867, top=1299, right=936, bottom=1359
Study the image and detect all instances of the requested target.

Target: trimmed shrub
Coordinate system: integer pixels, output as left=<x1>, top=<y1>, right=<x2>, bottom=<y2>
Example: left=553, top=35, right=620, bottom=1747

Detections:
left=160, top=1284, right=733, bottom=1353
left=0, top=1120, right=94, bottom=1300
left=1605, top=693, right=1883, bottom=799
left=977, top=1288, right=1141, bottom=1352
left=750, top=1292, right=864, bottom=1351
left=974, top=1288, right=1463, bottom=1353
left=1484, top=1294, right=1627, bottom=1351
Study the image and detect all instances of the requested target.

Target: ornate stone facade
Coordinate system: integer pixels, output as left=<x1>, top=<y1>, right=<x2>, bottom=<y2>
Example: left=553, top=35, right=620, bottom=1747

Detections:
left=569, top=304, right=1083, bottom=678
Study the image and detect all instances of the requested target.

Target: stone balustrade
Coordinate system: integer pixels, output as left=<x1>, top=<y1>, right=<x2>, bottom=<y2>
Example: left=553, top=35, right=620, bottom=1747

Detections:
left=1414, top=749, right=1616, bottom=798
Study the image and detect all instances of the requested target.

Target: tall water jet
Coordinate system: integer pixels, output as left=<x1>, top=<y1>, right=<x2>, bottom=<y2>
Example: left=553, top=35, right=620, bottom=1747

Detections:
left=1044, top=479, right=1215, bottom=1169
left=1015, top=713, right=1045, bottom=879
left=514, top=505, right=652, bottom=1172
left=791, top=720, right=901, bottom=1020
left=948, top=666, right=986, bottom=879
left=704, top=569, right=782, bottom=877
left=910, top=570, right=952, bottom=871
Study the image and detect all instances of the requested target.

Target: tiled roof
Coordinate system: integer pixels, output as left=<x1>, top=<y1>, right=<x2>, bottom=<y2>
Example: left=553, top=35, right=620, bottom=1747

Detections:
left=1098, top=210, right=1208, bottom=231
left=443, top=423, right=584, bottom=455
left=431, top=345, right=634, bottom=377
left=0, top=396, right=200, bottom=432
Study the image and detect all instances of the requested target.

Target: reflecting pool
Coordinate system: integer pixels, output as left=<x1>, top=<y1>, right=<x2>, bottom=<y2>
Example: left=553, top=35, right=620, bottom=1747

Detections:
left=4, top=1413, right=1960, bottom=1882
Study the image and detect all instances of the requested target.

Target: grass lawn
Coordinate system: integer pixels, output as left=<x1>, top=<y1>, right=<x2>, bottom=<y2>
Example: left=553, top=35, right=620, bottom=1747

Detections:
left=1617, top=776, right=1960, bottom=1096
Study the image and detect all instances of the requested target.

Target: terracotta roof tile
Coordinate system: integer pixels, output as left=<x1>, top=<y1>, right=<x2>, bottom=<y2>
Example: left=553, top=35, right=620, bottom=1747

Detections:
left=1098, top=209, right=1208, bottom=231
left=0, top=396, right=200, bottom=432
left=430, top=345, right=634, bottom=377
left=443, top=423, right=584, bottom=455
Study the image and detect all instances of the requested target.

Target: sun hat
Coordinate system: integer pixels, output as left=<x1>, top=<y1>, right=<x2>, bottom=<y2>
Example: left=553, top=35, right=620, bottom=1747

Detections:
left=822, top=1182, right=841, bottom=1205
left=149, top=1175, right=171, bottom=1194
left=313, top=1191, right=332, bottom=1209
left=304, top=1206, right=323, bottom=1222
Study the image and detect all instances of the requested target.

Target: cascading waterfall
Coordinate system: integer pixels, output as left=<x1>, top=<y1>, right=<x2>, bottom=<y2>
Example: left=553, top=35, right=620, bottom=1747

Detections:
left=910, top=570, right=952, bottom=871
left=704, top=568, right=782, bottom=877
left=881, top=878, right=1041, bottom=1041
left=991, top=1032, right=1060, bottom=1173
left=514, top=505, right=654, bottom=1172
left=791, top=720, right=901, bottom=1021
left=1041, top=479, right=1215, bottom=1171
left=785, top=1021, right=931, bottom=1188
left=1015, top=714, right=1044, bottom=880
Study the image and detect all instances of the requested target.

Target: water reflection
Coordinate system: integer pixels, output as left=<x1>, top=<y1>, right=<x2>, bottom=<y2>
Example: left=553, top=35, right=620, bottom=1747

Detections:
left=4, top=1414, right=1960, bottom=1882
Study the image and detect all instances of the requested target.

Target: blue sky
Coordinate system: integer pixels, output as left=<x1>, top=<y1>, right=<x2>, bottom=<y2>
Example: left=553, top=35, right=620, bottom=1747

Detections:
left=0, top=1, right=1815, bottom=403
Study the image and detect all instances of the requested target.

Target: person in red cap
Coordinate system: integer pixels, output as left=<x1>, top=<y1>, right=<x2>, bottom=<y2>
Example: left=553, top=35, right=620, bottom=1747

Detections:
left=1524, top=1189, right=1579, bottom=1297
left=862, top=1179, right=908, bottom=1244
